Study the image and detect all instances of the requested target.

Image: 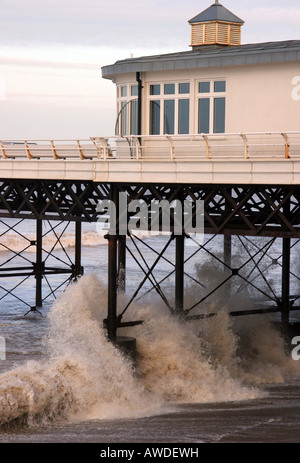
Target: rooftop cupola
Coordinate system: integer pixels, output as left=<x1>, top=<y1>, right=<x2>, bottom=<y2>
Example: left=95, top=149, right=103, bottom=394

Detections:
left=189, top=1, right=244, bottom=49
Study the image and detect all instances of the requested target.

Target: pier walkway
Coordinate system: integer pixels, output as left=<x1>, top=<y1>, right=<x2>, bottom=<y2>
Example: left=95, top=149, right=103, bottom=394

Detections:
left=1, top=132, right=300, bottom=185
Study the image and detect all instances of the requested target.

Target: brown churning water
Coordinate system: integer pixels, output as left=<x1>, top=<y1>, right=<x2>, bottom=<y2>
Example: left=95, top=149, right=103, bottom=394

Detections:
left=0, top=273, right=299, bottom=428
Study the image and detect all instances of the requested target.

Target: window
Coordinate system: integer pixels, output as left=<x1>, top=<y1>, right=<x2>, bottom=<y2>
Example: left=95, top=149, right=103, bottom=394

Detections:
left=150, top=101, right=160, bottom=135
left=130, top=100, right=138, bottom=135
left=164, top=84, right=175, bottom=95
left=150, top=84, right=160, bottom=96
left=214, top=81, right=226, bottom=93
left=198, top=80, right=226, bottom=134
left=199, top=82, right=210, bottom=93
left=198, top=98, right=210, bottom=134
left=121, top=86, right=127, bottom=97
left=164, top=100, right=175, bottom=134
left=121, top=101, right=127, bottom=136
left=131, top=85, right=138, bottom=97
left=116, top=84, right=139, bottom=135
left=214, top=98, right=226, bottom=133
left=148, top=82, right=190, bottom=135
left=178, top=99, right=189, bottom=134
left=179, top=83, right=190, bottom=94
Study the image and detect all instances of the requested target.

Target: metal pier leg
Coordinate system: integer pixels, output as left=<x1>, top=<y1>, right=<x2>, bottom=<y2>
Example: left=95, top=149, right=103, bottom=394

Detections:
left=223, top=235, right=232, bottom=268
left=118, top=235, right=126, bottom=293
left=35, top=219, right=43, bottom=308
left=74, top=221, right=83, bottom=280
left=175, top=234, right=184, bottom=313
left=224, top=234, right=232, bottom=295
left=107, top=184, right=118, bottom=342
left=281, top=237, right=291, bottom=323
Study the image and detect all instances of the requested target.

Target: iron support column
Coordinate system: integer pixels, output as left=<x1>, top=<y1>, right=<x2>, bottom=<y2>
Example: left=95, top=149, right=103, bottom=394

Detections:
left=74, top=221, right=83, bottom=279
left=118, top=235, right=126, bottom=293
left=223, top=235, right=232, bottom=269
left=107, top=184, right=119, bottom=342
left=281, top=237, right=291, bottom=323
left=175, top=233, right=184, bottom=313
left=35, top=219, right=43, bottom=308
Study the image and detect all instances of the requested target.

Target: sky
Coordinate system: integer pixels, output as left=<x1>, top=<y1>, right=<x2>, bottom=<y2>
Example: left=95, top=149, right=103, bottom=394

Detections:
left=0, top=0, right=300, bottom=139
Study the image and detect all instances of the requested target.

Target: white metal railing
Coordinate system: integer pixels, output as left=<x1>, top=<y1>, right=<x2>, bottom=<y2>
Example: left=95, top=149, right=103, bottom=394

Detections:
left=1, top=132, right=300, bottom=161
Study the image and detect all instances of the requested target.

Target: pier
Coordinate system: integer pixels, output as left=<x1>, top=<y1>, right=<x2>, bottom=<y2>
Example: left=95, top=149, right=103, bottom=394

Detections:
left=1, top=132, right=300, bottom=341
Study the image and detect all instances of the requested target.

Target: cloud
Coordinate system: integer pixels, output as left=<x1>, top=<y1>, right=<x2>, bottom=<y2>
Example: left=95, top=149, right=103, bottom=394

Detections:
left=0, top=0, right=299, bottom=51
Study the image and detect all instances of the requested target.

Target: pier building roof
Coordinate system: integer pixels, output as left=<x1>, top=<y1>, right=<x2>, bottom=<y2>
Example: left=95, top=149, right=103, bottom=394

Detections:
left=102, top=40, right=300, bottom=80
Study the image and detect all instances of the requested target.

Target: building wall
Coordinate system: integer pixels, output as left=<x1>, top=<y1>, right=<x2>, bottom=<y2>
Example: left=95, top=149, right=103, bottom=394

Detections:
left=113, top=60, right=300, bottom=135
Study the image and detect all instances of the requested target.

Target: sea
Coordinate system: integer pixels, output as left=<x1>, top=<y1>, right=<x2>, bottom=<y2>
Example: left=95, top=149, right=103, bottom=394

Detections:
left=0, top=218, right=299, bottom=448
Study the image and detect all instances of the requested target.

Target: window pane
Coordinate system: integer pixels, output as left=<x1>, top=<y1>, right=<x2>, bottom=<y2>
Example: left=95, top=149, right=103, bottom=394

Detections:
left=214, top=81, right=226, bottom=92
left=130, top=100, right=138, bottom=135
left=199, top=82, right=210, bottom=93
left=121, top=86, right=127, bottom=97
left=164, top=84, right=175, bottom=95
left=131, top=85, right=138, bottom=97
left=164, top=100, right=175, bottom=134
left=121, top=101, right=128, bottom=135
left=178, top=99, right=190, bottom=134
left=179, top=83, right=190, bottom=94
left=213, top=97, right=226, bottom=133
left=198, top=98, right=210, bottom=133
left=150, top=100, right=160, bottom=135
left=150, top=84, right=160, bottom=95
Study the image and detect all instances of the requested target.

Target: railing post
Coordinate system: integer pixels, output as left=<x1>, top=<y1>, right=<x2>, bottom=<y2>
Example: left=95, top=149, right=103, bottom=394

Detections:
left=166, top=136, right=175, bottom=160
left=240, top=133, right=249, bottom=159
left=76, top=139, right=85, bottom=160
left=90, top=137, right=101, bottom=158
left=202, top=134, right=211, bottom=159
left=24, top=140, right=32, bottom=160
left=132, top=136, right=141, bottom=159
left=281, top=132, right=290, bottom=159
left=96, top=137, right=109, bottom=160
left=0, top=141, right=8, bottom=159
left=50, top=140, right=58, bottom=160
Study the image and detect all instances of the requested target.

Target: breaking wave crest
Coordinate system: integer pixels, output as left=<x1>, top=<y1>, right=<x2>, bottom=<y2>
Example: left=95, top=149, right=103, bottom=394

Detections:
left=0, top=231, right=106, bottom=254
left=0, top=274, right=299, bottom=427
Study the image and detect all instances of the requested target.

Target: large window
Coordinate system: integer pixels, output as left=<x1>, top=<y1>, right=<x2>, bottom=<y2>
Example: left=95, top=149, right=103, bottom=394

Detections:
left=150, top=101, right=161, bottom=135
left=198, top=80, right=226, bottom=134
left=116, top=84, right=139, bottom=135
left=149, top=82, right=190, bottom=135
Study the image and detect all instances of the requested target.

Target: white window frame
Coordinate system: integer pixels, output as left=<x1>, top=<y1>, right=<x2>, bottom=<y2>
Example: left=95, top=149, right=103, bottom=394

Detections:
left=197, top=79, right=226, bottom=134
left=147, top=81, right=191, bottom=136
left=116, top=84, right=139, bottom=135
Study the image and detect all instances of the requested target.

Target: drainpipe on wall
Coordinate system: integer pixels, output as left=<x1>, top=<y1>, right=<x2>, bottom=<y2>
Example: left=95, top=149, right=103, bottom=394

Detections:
left=136, top=72, right=143, bottom=140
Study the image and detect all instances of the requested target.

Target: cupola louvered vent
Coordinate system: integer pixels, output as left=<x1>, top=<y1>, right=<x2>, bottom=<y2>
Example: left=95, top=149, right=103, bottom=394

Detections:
left=189, top=2, right=244, bottom=48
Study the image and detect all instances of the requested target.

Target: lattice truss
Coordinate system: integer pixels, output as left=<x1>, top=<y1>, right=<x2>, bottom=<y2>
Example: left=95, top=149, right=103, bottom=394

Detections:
left=0, top=180, right=300, bottom=319
left=0, top=181, right=300, bottom=237
left=0, top=219, right=83, bottom=314
left=120, top=232, right=300, bottom=321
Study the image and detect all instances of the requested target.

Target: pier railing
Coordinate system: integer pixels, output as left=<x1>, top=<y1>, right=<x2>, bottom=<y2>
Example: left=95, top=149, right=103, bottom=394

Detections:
left=1, top=132, right=300, bottom=161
